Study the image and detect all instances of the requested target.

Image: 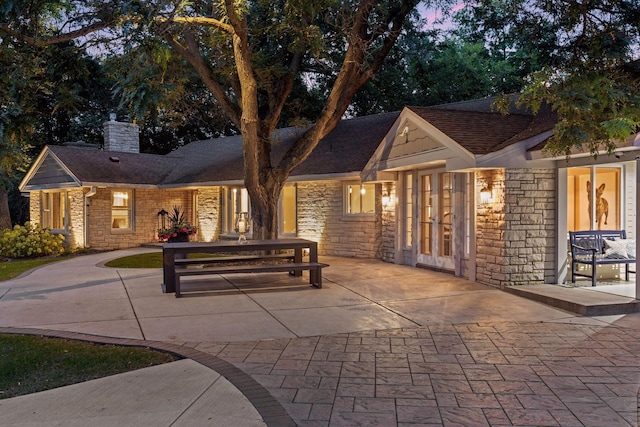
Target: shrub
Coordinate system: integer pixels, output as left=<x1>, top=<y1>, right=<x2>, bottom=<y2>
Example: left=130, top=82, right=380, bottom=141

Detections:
left=0, top=222, right=65, bottom=258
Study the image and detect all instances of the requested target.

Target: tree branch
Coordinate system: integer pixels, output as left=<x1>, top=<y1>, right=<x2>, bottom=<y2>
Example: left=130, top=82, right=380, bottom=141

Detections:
left=161, top=28, right=242, bottom=127
left=0, top=20, right=114, bottom=47
left=277, top=0, right=417, bottom=173
left=155, top=16, right=233, bottom=34
left=263, top=51, right=305, bottom=135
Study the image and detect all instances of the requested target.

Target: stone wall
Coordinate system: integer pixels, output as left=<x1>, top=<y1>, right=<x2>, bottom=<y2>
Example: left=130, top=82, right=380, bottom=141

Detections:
left=476, top=168, right=556, bottom=287
left=87, top=187, right=193, bottom=250
left=66, top=188, right=85, bottom=248
left=29, top=191, right=41, bottom=228
left=296, top=181, right=382, bottom=258
left=196, top=187, right=221, bottom=242
left=28, top=189, right=83, bottom=249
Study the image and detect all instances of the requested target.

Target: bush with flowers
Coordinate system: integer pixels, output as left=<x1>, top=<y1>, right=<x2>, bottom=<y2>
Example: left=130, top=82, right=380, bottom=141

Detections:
left=0, top=222, right=66, bottom=258
left=157, top=206, right=198, bottom=241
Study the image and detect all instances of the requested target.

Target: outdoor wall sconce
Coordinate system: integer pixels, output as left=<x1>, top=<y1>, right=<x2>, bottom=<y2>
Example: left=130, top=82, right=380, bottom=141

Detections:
left=382, top=193, right=391, bottom=207
left=480, top=186, right=494, bottom=205
left=381, top=183, right=393, bottom=207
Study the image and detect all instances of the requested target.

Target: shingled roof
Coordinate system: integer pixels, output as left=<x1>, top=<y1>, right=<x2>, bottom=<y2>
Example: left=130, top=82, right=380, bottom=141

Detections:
left=22, top=96, right=559, bottom=191
left=407, top=97, right=557, bottom=155
left=161, top=111, right=399, bottom=185
left=46, top=145, right=175, bottom=186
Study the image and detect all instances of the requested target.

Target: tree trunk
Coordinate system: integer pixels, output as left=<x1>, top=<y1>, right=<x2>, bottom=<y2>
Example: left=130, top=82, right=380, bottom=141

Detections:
left=246, top=166, right=286, bottom=240
left=0, top=188, right=12, bottom=231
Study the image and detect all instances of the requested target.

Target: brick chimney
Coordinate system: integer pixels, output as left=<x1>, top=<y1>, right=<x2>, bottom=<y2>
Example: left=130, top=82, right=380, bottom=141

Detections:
left=103, top=115, right=140, bottom=153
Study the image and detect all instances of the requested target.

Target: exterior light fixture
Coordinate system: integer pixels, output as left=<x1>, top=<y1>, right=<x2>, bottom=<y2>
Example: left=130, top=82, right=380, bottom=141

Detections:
left=381, top=183, right=393, bottom=207
left=480, top=186, right=493, bottom=204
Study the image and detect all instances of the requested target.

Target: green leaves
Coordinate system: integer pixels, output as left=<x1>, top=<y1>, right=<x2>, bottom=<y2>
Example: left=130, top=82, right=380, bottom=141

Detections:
left=522, top=67, right=640, bottom=157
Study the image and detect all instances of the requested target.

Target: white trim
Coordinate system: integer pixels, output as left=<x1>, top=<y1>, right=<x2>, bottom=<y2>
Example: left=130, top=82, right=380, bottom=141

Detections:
left=636, top=159, right=640, bottom=298
left=159, top=172, right=365, bottom=189
left=111, top=189, right=134, bottom=231
left=84, top=186, right=97, bottom=247
left=556, top=168, right=568, bottom=284
left=529, top=132, right=640, bottom=162
left=476, top=131, right=556, bottom=169
left=469, top=172, right=477, bottom=282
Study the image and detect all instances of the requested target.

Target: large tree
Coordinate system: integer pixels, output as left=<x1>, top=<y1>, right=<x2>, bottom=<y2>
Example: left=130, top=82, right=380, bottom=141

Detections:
left=2, top=0, right=434, bottom=238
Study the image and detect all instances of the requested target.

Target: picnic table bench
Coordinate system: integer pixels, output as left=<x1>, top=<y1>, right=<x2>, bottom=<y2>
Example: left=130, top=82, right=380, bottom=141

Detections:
left=162, top=238, right=324, bottom=297
left=569, top=230, right=636, bottom=287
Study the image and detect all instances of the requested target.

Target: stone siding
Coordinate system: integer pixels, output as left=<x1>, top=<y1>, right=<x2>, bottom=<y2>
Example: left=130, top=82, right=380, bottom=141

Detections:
left=297, top=181, right=382, bottom=258
left=87, top=188, right=193, bottom=250
left=29, top=191, right=41, bottom=228
left=66, top=188, right=85, bottom=248
left=196, top=187, right=221, bottom=242
left=28, top=189, right=83, bottom=249
left=476, top=168, right=556, bottom=287
left=103, top=121, right=140, bottom=153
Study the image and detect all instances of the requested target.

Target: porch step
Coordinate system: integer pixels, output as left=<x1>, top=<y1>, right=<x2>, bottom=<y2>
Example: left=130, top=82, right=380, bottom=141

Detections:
left=505, top=284, right=640, bottom=316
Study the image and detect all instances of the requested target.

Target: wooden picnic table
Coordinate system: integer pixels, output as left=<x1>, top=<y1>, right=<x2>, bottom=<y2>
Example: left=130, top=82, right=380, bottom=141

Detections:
left=162, top=238, right=322, bottom=297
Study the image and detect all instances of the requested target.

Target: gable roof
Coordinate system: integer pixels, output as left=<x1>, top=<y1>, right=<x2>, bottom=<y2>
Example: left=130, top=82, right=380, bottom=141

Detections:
left=407, top=97, right=557, bottom=155
left=48, top=145, right=175, bottom=186
left=361, top=96, right=560, bottom=180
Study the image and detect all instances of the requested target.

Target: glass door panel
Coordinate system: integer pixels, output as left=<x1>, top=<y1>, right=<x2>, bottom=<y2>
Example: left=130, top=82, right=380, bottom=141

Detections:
left=420, top=174, right=433, bottom=256
left=417, top=169, right=456, bottom=271
left=439, top=172, right=452, bottom=258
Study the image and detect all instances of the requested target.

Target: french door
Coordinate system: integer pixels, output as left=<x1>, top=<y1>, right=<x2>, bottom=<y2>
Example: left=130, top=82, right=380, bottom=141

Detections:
left=417, top=169, right=456, bottom=270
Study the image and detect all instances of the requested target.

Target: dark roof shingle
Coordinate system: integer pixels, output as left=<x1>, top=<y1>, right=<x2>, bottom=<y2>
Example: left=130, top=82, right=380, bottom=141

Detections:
left=48, top=145, right=174, bottom=185
left=408, top=98, right=556, bottom=155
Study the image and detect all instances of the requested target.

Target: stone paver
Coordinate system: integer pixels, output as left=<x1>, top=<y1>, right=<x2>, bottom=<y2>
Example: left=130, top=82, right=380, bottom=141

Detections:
left=197, top=322, right=640, bottom=426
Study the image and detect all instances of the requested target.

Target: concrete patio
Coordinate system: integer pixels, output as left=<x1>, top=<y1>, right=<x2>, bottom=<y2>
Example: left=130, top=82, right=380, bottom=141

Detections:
left=0, top=247, right=584, bottom=342
left=2, top=248, right=640, bottom=426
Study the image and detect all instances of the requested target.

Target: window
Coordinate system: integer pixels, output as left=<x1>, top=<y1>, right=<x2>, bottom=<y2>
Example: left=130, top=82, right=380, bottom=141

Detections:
left=221, top=187, right=250, bottom=233
left=112, top=190, right=133, bottom=230
left=42, top=191, right=68, bottom=230
left=346, top=183, right=375, bottom=214
left=567, top=166, right=621, bottom=231
left=280, top=185, right=297, bottom=235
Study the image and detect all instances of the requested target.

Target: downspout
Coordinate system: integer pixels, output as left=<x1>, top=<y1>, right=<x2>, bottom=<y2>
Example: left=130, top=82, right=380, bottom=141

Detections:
left=84, top=187, right=97, bottom=247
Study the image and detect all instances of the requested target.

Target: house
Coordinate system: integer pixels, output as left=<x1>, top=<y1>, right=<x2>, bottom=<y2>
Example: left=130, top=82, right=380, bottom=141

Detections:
left=19, top=96, right=640, bottom=289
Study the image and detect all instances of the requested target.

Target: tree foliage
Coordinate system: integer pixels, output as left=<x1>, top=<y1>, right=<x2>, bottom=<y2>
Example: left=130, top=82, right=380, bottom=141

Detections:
left=2, top=0, right=435, bottom=237
left=456, top=0, right=640, bottom=156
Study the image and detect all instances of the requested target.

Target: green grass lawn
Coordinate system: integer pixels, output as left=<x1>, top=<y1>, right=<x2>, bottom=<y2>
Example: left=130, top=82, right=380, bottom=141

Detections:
left=0, top=257, right=66, bottom=282
left=104, top=252, right=222, bottom=268
left=0, top=334, right=178, bottom=399
left=104, top=252, right=165, bottom=268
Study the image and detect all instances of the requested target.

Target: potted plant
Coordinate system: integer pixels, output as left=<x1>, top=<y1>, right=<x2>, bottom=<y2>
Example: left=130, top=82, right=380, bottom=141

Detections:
left=157, top=206, right=197, bottom=242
